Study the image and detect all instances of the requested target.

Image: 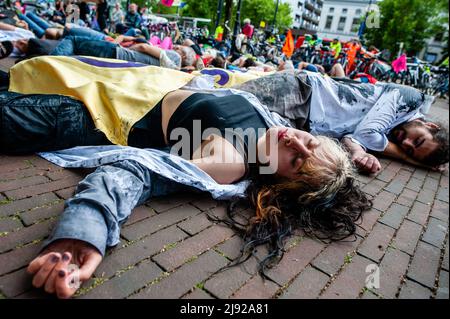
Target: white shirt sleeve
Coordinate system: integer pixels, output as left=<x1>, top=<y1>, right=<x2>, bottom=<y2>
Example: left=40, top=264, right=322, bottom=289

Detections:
left=345, top=89, right=401, bottom=152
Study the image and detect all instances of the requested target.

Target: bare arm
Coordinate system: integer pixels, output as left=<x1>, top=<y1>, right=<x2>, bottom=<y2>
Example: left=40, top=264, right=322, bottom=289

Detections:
left=129, top=43, right=162, bottom=59
left=0, top=22, right=17, bottom=31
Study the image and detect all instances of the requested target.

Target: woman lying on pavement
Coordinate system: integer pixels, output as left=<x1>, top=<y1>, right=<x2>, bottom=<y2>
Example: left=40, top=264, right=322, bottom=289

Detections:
left=2, top=56, right=371, bottom=298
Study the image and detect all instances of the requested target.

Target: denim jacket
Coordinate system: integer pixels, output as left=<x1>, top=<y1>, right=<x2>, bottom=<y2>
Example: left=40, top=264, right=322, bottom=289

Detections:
left=39, top=86, right=291, bottom=255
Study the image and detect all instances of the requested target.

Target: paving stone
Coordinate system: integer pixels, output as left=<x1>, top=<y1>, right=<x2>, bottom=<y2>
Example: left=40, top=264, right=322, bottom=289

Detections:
left=379, top=203, right=409, bottom=229
left=320, top=255, right=374, bottom=299
left=95, top=225, right=188, bottom=278
left=153, top=225, right=235, bottom=272
left=357, top=209, right=382, bottom=233
left=0, top=217, right=22, bottom=233
left=80, top=259, right=162, bottom=299
left=372, top=248, right=410, bottom=298
left=443, top=241, right=449, bottom=271
left=406, top=177, right=424, bottom=192
left=371, top=191, right=396, bottom=212
left=123, top=205, right=157, bottom=227
left=0, top=220, right=56, bottom=253
left=0, top=192, right=59, bottom=217
left=407, top=201, right=432, bottom=226
left=0, top=243, right=42, bottom=276
left=265, top=237, right=325, bottom=286
left=423, top=177, right=439, bottom=191
left=182, top=288, right=214, bottom=299
left=407, top=241, right=441, bottom=288
left=279, top=266, right=329, bottom=299
left=19, top=202, right=64, bottom=226
left=436, top=187, right=449, bottom=203
left=363, top=179, right=387, bottom=196
left=430, top=200, right=449, bottom=222
left=148, top=193, right=194, bottom=213
left=398, top=280, right=432, bottom=299
left=0, top=175, right=50, bottom=193
left=384, top=179, right=406, bottom=195
left=129, top=251, right=229, bottom=299
left=312, top=236, right=362, bottom=276
left=416, top=189, right=435, bottom=205
left=230, top=275, right=280, bottom=299
left=0, top=268, right=33, bottom=298
left=358, top=222, right=396, bottom=263
left=421, top=217, right=448, bottom=249
left=121, top=204, right=202, bottom=241
left=396, top=188, right=418, bottom=207
left=5, top=177, right=81, bottom=200
left=435, top=270, right=449, bottom=299
left=392, top=219, right=423, bottom=255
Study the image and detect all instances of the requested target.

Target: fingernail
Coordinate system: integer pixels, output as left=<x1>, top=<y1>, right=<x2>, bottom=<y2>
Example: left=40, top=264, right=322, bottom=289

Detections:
left=62, top=253, right=70, bottom=262
left=51, top=255, right=60, bottom=263
left=58, top=270, right=65, bottom=278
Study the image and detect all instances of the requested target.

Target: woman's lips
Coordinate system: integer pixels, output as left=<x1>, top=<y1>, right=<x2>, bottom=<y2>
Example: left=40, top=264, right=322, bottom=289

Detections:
left=278, top=129, right=288, bottom=141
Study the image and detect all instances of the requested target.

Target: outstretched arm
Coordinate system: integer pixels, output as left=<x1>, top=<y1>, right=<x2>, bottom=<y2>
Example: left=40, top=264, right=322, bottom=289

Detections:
left=341, top=137, right=381, bottom=174
left=27, top=159, right=185, bottom=298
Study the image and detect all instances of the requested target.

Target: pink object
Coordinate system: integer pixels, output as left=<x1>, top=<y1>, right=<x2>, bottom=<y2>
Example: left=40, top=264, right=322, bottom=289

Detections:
left=161, top=0, right=174, bottom=6
left=150, top=36, right=173, bottom=50
left=392, top=54, right=407, bottom=74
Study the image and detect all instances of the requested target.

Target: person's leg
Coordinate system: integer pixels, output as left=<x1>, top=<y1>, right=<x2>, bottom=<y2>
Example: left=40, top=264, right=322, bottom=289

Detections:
left=0, top=92, right=110, bottom=154
left=25, top=12, right=51, bottom=31
left=330, top=63, right=346, bottom=78
left=64, top=25, right=106, bottom=40
left=51, top=36, right=116, bottom=58
left=140, top=28, right=150, bottom=40
left=124, top=28, right=139, bottom=37
left=17, top=13, right=46, bottom=38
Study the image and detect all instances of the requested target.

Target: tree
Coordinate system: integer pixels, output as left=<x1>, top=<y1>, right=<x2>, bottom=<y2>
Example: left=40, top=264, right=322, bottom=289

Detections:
left=364, top=0, right=449, bottom=58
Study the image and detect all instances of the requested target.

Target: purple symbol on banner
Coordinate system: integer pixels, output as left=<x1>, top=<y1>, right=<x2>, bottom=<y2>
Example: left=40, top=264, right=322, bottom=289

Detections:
left=74, top=56, right=147, bottom=68
left=200, top=69, right=230, bottom=86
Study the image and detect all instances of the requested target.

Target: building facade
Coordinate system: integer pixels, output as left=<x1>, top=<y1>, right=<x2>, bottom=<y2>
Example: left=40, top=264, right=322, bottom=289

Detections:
left=283, top=0, right=323, bottom=34
left=317, top=0, right=375, bottom=41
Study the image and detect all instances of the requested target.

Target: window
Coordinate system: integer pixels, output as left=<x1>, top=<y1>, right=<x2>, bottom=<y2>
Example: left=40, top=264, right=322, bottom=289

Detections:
left=355, top=9, right=362, bottom=16
left=329, top=7, right=334, bottom=13
left=351, top=18, right=360, bottom=33
left=325, top=15, right=333, bottom=29
left=342, top=8, right=348, bottom=14
left=295, top=14, right=301, bottom=23
left=337, top=17, right=346, bottom=31
left=434, top=32, right=444, bottom=42
left=298, top=1, right=303, bottom=9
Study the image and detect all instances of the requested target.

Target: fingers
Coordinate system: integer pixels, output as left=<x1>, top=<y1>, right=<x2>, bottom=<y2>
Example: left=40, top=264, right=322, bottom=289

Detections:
left=44, top=252, right=72, bottom=294
left=27, top=252, right=56, bottom=275
left=31, top=253, right=61, bottom=288
left=55, top=251, right=102, bottom=299
left=78, top=252, right=103, bottom=282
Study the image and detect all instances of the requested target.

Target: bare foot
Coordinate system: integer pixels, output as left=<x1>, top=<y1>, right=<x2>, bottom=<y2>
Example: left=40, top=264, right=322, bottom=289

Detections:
left=27, top=239, right=102, bottom=299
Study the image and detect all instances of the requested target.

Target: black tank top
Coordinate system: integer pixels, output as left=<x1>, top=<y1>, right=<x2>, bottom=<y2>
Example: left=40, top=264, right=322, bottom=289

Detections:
left=128, top=93, right=269, bottom=160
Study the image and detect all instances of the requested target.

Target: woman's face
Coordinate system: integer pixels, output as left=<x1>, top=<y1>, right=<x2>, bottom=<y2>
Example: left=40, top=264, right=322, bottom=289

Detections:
left=258, top=127, right=320, bottom=180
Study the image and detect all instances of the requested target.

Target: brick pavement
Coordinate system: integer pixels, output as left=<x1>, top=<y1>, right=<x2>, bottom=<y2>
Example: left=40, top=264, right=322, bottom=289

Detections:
left=0, top=58, right=448, bottom=298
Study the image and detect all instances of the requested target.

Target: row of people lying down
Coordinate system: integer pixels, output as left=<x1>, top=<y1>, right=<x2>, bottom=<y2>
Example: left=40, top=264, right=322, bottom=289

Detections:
left=1, top=58, right=448, bottom=299
left=0, top=21, right=199, bottom=70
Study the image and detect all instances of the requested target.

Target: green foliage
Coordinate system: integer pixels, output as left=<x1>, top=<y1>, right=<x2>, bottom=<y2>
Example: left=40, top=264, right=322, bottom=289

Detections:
left=364, top=0, right=449, bottom=57
left=161, top=0, right=293, bottom=34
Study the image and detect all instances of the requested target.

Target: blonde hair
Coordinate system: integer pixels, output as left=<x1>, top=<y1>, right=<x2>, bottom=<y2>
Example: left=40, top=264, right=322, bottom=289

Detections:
left=254, top=136, right=355, bottom=222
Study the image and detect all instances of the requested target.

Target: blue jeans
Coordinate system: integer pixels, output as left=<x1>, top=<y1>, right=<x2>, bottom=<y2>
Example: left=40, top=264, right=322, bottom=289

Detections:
left=63, top=26, right=107, bottom=41
left=18, top=12, right=51, bottom=38
left=51, top=36, right=116, bottom=58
